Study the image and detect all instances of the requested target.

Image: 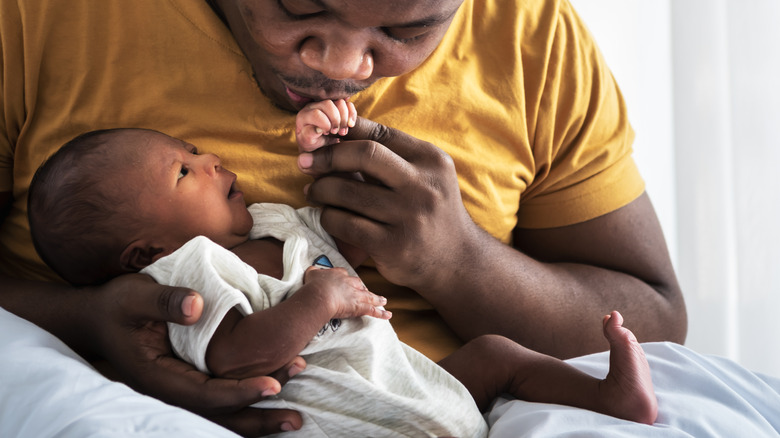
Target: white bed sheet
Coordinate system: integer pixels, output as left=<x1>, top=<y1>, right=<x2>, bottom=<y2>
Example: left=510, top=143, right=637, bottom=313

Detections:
left=0, top=307, right=238, bottom=438
left=2, top=306, right=779, bottom=437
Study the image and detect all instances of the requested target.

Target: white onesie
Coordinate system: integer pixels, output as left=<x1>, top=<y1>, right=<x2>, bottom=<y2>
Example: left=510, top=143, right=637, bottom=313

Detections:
left=141, top=203, right=488, bottom=438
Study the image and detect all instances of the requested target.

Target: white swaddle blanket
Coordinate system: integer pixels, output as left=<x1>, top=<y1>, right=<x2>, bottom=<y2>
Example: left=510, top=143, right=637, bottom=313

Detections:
left=141, top=203, right=488, bottom=437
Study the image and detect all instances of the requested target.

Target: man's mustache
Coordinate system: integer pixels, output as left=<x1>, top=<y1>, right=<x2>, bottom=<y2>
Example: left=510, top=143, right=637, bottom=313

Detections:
left=277, top=71, right=369, bottom=95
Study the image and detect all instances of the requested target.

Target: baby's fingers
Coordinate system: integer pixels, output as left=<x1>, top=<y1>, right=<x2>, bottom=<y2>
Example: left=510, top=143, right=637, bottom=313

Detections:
left=333, top=99, right=357, bottom=136
left=366, top=305, right=393, bottom=320
left=358, top=291, right=392, bottom=320
left=296, top=99, right=356, bottom=151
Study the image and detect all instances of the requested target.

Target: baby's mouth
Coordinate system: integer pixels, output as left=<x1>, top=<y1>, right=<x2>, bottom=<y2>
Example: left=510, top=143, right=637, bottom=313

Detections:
left=227, top=178, right=243, bottom=200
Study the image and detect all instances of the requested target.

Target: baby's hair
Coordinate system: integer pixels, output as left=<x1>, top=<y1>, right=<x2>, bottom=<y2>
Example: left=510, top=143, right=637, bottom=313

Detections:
left=28, top=128, right=149, bottom=285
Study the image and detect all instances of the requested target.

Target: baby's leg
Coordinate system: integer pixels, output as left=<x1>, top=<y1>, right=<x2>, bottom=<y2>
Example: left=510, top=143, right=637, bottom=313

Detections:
left=438, top=311, right=657, bottom=424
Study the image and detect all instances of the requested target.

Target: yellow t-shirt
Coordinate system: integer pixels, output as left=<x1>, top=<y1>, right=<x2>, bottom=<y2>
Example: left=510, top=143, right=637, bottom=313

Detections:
left=0, top=0, right=643, bottom=360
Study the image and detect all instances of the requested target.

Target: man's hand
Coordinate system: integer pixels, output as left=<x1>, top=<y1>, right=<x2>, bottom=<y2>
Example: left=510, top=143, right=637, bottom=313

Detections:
left=297, top=116, right=481, bottom=293
left=296, top=117, right=686, bottom=359
left=91, top=274, right=305, bottom=436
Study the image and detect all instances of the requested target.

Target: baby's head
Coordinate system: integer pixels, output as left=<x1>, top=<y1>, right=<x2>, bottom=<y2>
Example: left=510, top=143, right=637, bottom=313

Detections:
left=28, top=128, right=253, bottom=285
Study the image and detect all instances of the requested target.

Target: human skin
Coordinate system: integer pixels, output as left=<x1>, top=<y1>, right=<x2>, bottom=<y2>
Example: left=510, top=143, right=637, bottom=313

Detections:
left=0, top=0, right=686, bottom=435
left=111, top=129, right=391, bottom=378
left=211, top=0, right=463, bottom=112
left=211, top=0, right=687, bottom=359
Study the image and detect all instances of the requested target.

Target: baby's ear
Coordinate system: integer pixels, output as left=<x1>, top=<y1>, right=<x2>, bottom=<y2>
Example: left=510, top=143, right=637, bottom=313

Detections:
left=119, top=240, right=166, bottom=271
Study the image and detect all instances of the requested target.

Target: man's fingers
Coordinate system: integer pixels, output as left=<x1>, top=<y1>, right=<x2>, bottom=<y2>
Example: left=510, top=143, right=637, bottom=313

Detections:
left=136, top=359, right=304, bottom=436
left=317, top=206, right=391, bottom=253
left=300, top=117, right=455, bottom=192
left=339, top=116, right=430, bottom=161
left=105, top=274, right=204, bottom=326
left=299, top=140, right=414, bottom=191
left=340, top=116, right=396, bottom=143
left=270, top=356, right=307, bottom=385
left=210, top=407, right=303, bottom=437
left=129, top=354, right=276, bottom=414
left=306, top=175, right=405, bottom=225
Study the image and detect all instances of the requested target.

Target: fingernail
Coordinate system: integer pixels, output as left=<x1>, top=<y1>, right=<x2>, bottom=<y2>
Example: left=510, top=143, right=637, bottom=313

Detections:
left=289, top=363, right=304, bottom=377
left=281, top=422, right=294, bottom=431
left=298, top=153, right=313, bottom=169
left=314, top=127, right=323, bottom=135
left=303, top=183, right=310, bottom=195
left=261, top=388, right=278, bottom=397
left=348, top=116, right=356, bottom=127
left=181, top=295, right=195, bottom=317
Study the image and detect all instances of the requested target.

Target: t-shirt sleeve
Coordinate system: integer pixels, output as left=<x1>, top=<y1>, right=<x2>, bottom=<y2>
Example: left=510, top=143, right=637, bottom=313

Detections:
left=516, top=0, right=644, bottom=228
left=0, top=0, right=24, bottom=193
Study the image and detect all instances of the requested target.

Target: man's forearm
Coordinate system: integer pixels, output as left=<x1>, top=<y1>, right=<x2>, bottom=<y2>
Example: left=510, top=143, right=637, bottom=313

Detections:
left=0, top=275, right=101, bottom=357
left=415, top=194, right=687, bottom=359
left=421, top=243, right=686, bottom=359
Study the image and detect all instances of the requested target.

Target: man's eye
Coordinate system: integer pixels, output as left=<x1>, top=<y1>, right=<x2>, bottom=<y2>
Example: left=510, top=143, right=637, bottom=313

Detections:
left=382, top=27, right=429, bottom=44
left=277, top=0, right=323, bottom=20
left=178, top=168, right=189, bottom=179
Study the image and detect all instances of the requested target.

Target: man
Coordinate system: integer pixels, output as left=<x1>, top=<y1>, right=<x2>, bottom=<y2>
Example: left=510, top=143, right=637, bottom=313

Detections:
left=0, top=0, right=686, bottom=435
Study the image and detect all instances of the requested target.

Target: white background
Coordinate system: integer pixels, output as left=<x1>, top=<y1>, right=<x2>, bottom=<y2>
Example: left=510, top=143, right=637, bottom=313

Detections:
left=570, top=0, right=780, bottom=377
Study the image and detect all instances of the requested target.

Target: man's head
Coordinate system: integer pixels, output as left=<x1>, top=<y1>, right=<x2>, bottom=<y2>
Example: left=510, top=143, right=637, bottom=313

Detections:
left=28, top=128, right=253, bottom=285
left=210, top=0, right=464, bottom=112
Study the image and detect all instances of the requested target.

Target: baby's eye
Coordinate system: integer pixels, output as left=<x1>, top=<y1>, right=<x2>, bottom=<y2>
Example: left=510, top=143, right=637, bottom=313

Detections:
left=178, top=167, right=189, bottom=179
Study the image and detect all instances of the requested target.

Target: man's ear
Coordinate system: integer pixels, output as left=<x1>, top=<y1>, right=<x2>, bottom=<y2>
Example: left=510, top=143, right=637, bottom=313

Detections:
left=119, top=240, right=167, bottom=271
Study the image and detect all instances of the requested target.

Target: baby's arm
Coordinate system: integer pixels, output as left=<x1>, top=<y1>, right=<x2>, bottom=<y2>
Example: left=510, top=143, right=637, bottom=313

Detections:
left=205, top=266, right=390, bottom=380
left=295, top=99, right=357, bottom=152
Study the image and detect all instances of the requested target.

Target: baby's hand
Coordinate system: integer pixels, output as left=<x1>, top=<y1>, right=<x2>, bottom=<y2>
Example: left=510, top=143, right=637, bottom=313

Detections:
left=303, top=266, right=392, bottom=321
left=295, top=99, right=357, bottom=152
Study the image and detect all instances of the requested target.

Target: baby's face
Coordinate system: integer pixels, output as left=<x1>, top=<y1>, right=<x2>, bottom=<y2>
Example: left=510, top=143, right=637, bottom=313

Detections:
left=128, top=131, right=253, bottom=253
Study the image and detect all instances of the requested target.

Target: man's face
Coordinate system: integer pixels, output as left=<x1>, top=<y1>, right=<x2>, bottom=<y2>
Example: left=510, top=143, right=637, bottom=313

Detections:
left=214, top=0, right=464, bottom=112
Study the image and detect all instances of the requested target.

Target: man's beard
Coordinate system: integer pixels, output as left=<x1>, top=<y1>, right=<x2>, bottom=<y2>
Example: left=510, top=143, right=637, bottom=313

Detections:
left=275, top=70, right=369, bottom=96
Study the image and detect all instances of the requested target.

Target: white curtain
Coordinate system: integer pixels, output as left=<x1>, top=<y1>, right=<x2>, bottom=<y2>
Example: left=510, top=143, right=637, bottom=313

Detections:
left=571, top=0, right=780, bottom=377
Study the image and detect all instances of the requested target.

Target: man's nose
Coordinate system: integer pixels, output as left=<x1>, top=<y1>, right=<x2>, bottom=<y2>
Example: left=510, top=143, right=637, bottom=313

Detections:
left=299, top=34, right=374, bottom=81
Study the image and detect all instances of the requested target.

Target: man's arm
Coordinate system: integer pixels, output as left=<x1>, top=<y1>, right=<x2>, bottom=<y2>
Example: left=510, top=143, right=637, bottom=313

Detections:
left=0, top=272, right=309, bottom=434
left=432, top=191, right=686, bottom=359
left=299, top=118, right=686, bottom=359
left=0, top=188, right=305, bottom=435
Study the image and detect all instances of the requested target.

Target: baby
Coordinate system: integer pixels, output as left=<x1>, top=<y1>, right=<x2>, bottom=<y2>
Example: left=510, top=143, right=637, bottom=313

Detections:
left=27, top=103, right=657, bottom=436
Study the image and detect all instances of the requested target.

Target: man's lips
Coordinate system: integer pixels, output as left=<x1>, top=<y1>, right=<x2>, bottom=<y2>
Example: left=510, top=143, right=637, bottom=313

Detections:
left=285, top=87, right=314, bottom=106
left=285, top=85, right=354, bottom=107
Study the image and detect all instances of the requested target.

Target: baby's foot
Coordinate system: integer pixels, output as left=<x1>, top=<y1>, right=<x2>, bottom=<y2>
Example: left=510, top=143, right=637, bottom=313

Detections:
left=599, top=311, right=658, bottom=425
